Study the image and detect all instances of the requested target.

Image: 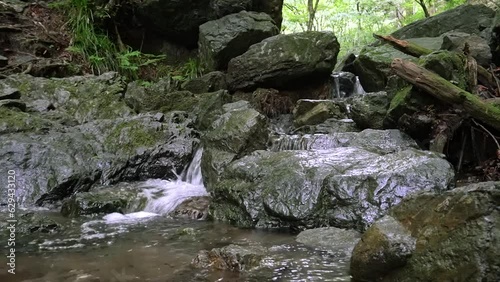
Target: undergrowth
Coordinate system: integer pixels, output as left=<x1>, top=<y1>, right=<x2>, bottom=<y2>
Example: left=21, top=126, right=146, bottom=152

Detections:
left=50, top=0, right=201, bottom=81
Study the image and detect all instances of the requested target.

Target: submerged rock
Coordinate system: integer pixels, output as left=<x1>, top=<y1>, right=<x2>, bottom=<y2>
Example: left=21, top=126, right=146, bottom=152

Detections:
left=296, top=227, right=361, bottom=253
left=227, top=31, right=340, bottom=91
left=171, top=196, right=211, bottom=220
left=350, top=181, right=500, bottom=281
left=199, top=11, right=279, bottom=71
left=210, top=145, right=454, bottom=230
left=60, top=182, right=148, bottom=217
left=192, top=243, right=267, bottom=271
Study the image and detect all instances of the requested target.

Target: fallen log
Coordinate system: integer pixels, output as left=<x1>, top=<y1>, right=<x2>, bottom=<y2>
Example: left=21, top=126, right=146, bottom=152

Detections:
left=373, top=34, right=432, bottom=57
left=391, top=58, right=500, bottom=132
left=374, top=34, right=496, bottom=90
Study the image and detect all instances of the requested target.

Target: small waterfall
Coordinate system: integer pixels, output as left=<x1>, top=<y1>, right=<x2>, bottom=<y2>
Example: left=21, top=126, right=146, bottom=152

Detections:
left=270, top=133, right=354, bottom=151
left=354, top=77, right=366, bottom=95
left=140, top=147, right=208, bottom=215
left=331, top=73, right=342, bottom=99
left=180, top=147, right=204, bottom=186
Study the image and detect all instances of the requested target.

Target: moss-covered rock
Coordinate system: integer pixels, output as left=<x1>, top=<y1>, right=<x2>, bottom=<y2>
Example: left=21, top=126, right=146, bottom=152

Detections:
left=182, top=71, right=227, bottom=94
left=198, top=11, right=279, bottom=71
left=192, top=243, right=267, bottom=271
left=61, top=182, right=148, bottom=217
left=201, top=101, right=269, bottom=191
left=292, top=99, right=347, bottom=127
left=350, top=181, right=500, bottom=281
left=210, top=146, right=454, bottom=230
left=349, top=92, right=390, bottom=130
left=3, top=72, right=132, bottom=124
left=227, top=31, right=340, bottom=91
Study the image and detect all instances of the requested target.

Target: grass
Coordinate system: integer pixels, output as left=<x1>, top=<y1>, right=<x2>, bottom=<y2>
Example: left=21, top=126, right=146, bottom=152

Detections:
left=51, top=0, right=168, bottom=81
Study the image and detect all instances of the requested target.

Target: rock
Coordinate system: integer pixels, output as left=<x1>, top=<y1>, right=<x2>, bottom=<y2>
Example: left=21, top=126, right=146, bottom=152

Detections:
left=182, top=71, right=227, bottom=94
left=3, top=72, right=131, bottom=124
left=192, top=244, right=267, bottom=271
left=227, top=31, right=340, bottom=91
left=330, top=71, right=356, bottom=98
left=292, top=118, right=360, bottom=134
left=60, top=182, right=148, bottom=217
left=441, top=32, right=492, bottom=67
left=199, top=11, right=279, bottom=71
left=27, top=99, right=55, bottom=112
left=210, top=0, right=253, bottom=17
left=115, top=0, right=283, bottom=48
left=353, top=38, right=440, bottom=92
left=293, top=99, right=348, bottom=127
left=0, top=99, right=26, bottom=111
left=392, top=4, right=495, bottom=39
left=350, top=182, right=500, bottom=281
left=349, top=92, right=390, bottom=129
left=0, top=55, right=7, bottom=67
left=210, top=144, right=454, bottom=230
left=16, top=212, right=63, bottom=235
left=0, top=81, right=20, bottom=100
left=172, top=196, right=211, bottom=220
left=125, top=83, right=232, bottom=131
left=270, top=129, right=418, bottom=154
left=0, top=113, right=198, bottom=207
left=201, top=101, right=268, bottom=191
left=350, top=215, right=416, bottom=280
left=296, top=227, right=361, bottom=253
left=491, top=10, right=500, bottom=65
left=253, top=0, right=283, bottom=29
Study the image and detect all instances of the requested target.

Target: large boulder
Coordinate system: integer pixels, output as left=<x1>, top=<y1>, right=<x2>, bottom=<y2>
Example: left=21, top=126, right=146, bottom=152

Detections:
left=392, top=4, right=495, bottom=40
left=201, top=101, right=269, bottom=191
left=353, top=38, right=439, bottom=92
left=441, top=32, right=492, bottom=67
left=199, top=11, right=279, bottom=71
left=115, top=0, right=284, bottom=48
left=227, top=31, right=340, bottom=91
left=0, top=112, right=198, bottom=207
left=210, top=132, right=454, bottom=230
left=350, top=182, right=500, bottom=281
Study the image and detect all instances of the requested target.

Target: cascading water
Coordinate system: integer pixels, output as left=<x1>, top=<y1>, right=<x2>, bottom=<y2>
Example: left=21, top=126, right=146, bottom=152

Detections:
left=353, top=76, right=366, bottom=95
left=141, top=148, right=207, bottom=215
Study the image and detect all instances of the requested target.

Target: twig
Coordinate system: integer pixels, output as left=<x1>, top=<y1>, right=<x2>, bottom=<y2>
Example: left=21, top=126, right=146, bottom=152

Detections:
left=471, top=118, right=500, bottom=150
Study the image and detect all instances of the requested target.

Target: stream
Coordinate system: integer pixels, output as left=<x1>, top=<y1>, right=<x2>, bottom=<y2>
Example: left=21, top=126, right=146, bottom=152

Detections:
left=1, top=147, right=352, bottom=282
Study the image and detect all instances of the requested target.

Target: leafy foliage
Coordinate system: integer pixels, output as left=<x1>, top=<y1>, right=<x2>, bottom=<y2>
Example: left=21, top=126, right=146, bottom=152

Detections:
left=51, top=0, right=167, bottom=80
left=282, top=0, right=472, bottom=57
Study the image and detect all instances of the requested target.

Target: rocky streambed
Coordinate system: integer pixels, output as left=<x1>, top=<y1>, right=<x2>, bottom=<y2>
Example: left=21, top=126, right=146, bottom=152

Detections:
left=1, top=2, right=500, bottom=281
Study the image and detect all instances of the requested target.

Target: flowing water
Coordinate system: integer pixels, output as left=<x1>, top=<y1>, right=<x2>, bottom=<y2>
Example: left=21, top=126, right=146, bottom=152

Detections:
left=0, top=148, right=351, bottom=281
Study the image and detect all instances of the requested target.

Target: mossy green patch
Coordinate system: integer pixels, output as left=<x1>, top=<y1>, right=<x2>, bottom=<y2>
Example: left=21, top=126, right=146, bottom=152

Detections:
left=0, top=108, right=54, bottom=134
left=104, top=119, right=165, bottom=155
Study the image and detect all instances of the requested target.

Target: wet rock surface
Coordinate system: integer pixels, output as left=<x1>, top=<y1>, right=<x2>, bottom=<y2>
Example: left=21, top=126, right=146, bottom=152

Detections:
left=210, top=144, right=454, bottom=230
left=172, top=196, right=211, bottom=220
left=296, top=227, right=361, bottom=254
left=192, top=243, right=267, bottom=271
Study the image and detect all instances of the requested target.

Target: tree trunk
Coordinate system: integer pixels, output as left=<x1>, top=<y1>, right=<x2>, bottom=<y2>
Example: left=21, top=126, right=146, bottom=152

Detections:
left=307, top=0, right=320, bottom=31
left=391, top=58, right=500, bottom=131
left=415, top=0, right=430, bottom=18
